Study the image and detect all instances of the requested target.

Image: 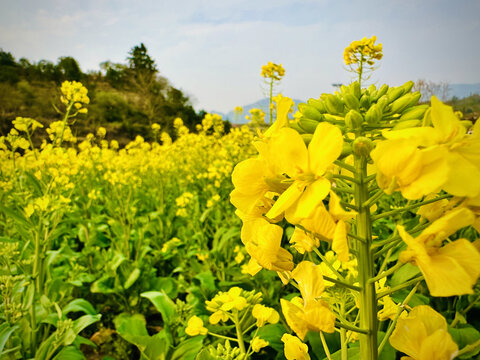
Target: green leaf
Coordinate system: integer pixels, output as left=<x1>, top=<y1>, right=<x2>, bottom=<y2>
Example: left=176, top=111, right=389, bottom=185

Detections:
left=0, top=323, right=18, bottom=354
left=151, top=277, right=178, bottom=298
left=390, top=263, right=421, bottom=287
left=24, top=170, right=43, bottom=196
left=0, top=204, right=30, bottom=227
left=256, top=324, right=286, bottom=352
left=378, top=331, right=396, bottom=360
left=328, top=348, right=360, bottom=360
left=140, top=291, right=175, bottom=323
left=449, top=325, right=480, bottom=359
left=171, top=336, right=205, bottom=360
left=63, top=299, right=97, bottom=316
left=72, top=314, right=102, bottom=335
left=124, top=268, right=141, bottom=289
left=52, top=346, right=85, bottom=360
left=91, top=275, right=116, bottom=294
left=195, top=348, right=215, bottom=360
left=194, top=271, right=216, bottom=293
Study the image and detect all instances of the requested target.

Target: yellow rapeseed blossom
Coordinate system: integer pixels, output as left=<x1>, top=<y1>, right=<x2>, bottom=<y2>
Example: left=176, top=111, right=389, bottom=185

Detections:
left=251, top=336, right=269, bottom=352
left=398, top=207, right=480, bottom=297
left=389, top=305, right=458, bottom=360
left=281, top=334, right=310, bottom=360
left=261, top=62, right=285, bottom=80
left=343, top=36, right=383, bottom=66
left=185, top=316, right=208, bottom=336
left=252, top=304, right=279, bottom=327
left=60, top=81, right=89, bottom=110
left=373, top=96, right=480, bottom=199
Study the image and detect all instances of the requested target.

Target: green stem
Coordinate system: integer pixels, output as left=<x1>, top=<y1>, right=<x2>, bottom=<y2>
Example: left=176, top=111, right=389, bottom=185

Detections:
left=354, top=154, right=378, bottom=360
left=362, top=189, right=384, bottom=208
left=313, top=248, right=346, bottom=281
left=368, top=262, right=402, bottom=284
left=269, top=77, right=273, bottom=125
left=371, top=194, right=451, bottom=221
left=58, top=103, right=73, bottom=147
left=323, top=275, right=361, bottom=292
left=376, top=276, right=424, bottom=299
left=334, top=160, right=356, bottom=173
left=320, top=332, right=332, bottom=360
left=378, top=282, right=420, bottom=355
left=234, top=312, right=246, bottom=354
left=457, top=339, right=480, bottom=357
left=335, top=320, right=369, bottom=335
left=208, top=332, right=238, bottom=342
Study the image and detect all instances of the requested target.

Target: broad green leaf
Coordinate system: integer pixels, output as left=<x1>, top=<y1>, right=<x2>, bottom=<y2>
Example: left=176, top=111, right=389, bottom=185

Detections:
left=256, top=323, right=286, bottom=352
left=52, top=346, right=85, bottom=360
left=63, top=299, right=97, bottom=316
left=72, top=314, right=101, bottom=334
left=171, top=336, right=205, bottom=360
left=140, top=291, right=175, bottom=323
left=390, top=263, right=421, bottom=287
left=124, top=267, right=141, bottom=289
left=449, top=325, right=480, bottom=359
left=0, top=323, right=18, bottom=354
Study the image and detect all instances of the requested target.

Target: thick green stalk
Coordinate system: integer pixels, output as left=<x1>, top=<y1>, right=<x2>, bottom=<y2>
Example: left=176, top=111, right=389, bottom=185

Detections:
left=269, top=77, right=274, bottom=125
left=354, top=154, right=378, bottom=359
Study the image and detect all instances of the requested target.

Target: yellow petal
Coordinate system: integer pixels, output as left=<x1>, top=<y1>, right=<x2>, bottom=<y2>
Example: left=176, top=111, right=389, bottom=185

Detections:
left=443, top=152, right=480, bottom=197
left=266, top=181, right=304, bottom=219
left=266, top=128, right=308, bottom=176
left=281, top=299, right=308, bottom=340
left=332, top=220, right=349, bottom=262
left=308, top=122, right=343, bottom=175
left=292, top=261, right=325, bottom=303
left=292, top=177, right=331, bottom=219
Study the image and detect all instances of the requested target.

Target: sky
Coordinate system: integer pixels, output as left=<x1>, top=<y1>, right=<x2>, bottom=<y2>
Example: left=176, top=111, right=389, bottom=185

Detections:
left=0, top=0, right=479, bottom=113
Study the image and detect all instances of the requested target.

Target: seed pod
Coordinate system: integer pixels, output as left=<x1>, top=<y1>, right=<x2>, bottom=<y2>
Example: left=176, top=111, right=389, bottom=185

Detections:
left=393, top=119, right=421, bottom=130
left=298, top=118, right=320, bottom=133
left=298, top=103, right=324, bottom=121
left=344, top=93, right=360, bottom=110
left=307, top=98, right=327, bottom=113
left=345, top=109, right=363, bottom=129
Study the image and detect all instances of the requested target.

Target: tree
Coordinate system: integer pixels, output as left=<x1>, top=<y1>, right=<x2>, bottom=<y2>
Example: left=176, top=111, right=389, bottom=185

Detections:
left=127, top=43, right=157, bottom=73
left=57, top=56, right=83, bottom=81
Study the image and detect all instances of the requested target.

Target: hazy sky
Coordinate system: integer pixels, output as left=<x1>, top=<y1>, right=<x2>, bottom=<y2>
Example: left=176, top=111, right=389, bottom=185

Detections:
left=1, top=0, right=479, bottom=113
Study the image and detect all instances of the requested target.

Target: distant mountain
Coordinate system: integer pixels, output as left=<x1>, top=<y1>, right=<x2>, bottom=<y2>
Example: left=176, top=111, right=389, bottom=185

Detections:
left=222, top=98, right=304, bottom=124
left=217, top=83, right=480, bottom=124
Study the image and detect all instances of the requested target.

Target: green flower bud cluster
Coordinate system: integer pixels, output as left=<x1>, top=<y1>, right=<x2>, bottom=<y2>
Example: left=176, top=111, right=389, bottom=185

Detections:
left=291, top=80, right=428, bottom=140
left=204, top=340, right=245, bottom=360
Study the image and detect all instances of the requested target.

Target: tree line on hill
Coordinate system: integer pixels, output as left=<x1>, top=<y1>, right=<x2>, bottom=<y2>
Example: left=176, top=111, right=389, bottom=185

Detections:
left=0, top=44, right=228, bottom=145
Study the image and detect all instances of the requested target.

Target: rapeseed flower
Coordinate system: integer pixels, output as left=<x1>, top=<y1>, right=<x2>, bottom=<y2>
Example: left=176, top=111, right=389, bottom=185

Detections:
left=389, top=305, right=458, bottom=360
left=185, top=316, right=208, bottom=336
left=281, top=334, right=310, bottom=360
left=398, top=208, right=480, bottom=296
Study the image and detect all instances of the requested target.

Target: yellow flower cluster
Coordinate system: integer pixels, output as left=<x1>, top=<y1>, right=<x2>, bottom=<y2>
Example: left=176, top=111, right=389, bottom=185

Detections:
left=343, top=35, right=383, bottom=66
left=261, top=62, right=285, bottom=80
left=60, top=80, right=89, bottom=113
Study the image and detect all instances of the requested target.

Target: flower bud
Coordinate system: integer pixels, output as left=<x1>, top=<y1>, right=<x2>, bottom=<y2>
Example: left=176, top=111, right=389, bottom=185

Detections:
left=353, top=137, right=374, bottom=157
left=345, top=110, right=363, bottom=130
